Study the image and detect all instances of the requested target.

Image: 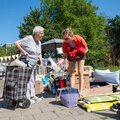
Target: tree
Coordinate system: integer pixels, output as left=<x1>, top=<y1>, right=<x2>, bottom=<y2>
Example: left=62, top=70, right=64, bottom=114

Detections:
left=106, top=15, right=120, bottom=65
left=6, top=46, right=19, bottom=56
left=0, top=47, right=6, bottom=57
left=18, top=0, right=108, bottom=67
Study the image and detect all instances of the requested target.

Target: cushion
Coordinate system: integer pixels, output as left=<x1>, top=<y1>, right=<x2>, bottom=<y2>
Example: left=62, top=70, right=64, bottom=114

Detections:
left=78, top=92, right=120, bottom=112
left=95, top=70, right=119, bottom=84
left=110, top=94, right=120, bottom=100
left=94, top=69, right=110, bottom=82
left=83, top=95, right=116, bottom=104
left=95, top=69, right=110, bottom=73
left=78, top=100, right=120, bottom=112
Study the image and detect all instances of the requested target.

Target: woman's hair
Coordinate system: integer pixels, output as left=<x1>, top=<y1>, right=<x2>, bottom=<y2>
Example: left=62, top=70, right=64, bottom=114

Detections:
left=62, top=28, right=74, bottom=38
left=32, top=26, right=44, bottom=35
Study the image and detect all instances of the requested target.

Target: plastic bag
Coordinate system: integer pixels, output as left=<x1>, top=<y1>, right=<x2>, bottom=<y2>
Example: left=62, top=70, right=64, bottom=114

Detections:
left=9, top=59, right=27, bottom=67
left=48, top=57, right=61, bottom=72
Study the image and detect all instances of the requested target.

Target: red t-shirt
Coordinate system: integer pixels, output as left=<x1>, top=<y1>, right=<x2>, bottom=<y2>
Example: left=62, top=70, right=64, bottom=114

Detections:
left=62, top=35, right=87, bottom=53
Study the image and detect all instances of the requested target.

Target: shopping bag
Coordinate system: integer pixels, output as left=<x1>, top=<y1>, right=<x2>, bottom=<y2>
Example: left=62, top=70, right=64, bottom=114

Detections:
left=56, top=87, right=79, bottom=107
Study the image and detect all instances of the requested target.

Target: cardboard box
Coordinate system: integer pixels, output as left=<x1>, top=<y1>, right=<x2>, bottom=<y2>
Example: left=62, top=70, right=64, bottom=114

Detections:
left=74, top=83, right=90, bottom=90
left=36, top=75, right=45, bottom=81
left=35, top=81, right=43, bottom=94
left=75, top=73, right=90, bottom=90
left=75, top=74, right=113, bottom=97
left=75, top=66, right=91, bottom=75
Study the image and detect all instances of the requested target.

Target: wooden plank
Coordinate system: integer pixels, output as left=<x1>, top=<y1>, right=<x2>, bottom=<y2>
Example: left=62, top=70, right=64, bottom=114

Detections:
left=75, top=73, right=90, bottom=90
left=81, top=84, right=113, bottom=97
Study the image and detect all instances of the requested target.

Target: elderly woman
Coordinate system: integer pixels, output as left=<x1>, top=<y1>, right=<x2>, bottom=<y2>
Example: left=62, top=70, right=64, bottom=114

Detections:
left=57, top=28, right=88, bottom=95
left=14, top=26, right=44, bottom=104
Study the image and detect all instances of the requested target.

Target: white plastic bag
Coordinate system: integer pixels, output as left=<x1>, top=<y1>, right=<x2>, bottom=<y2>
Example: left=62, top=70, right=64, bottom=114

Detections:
left=48, top=57, right=61, bottom=72
left=9, top=59, right=27, bottom=67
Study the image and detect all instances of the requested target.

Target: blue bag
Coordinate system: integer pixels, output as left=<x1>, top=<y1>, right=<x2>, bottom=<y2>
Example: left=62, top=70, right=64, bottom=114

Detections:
left=57, top=87, right=79, bottom=107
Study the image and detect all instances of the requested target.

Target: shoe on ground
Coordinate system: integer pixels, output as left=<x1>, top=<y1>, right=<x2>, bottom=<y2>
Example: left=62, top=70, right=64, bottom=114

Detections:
left=31, top=96, right=42, bottom=102
left=29, top=99, right=36, bottom=104
left=112, top=103, right=120, bottom=112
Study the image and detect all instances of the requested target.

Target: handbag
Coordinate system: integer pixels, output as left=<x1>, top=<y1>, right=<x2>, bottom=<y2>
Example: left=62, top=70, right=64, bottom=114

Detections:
left=56, top=87, right=79, bottom=107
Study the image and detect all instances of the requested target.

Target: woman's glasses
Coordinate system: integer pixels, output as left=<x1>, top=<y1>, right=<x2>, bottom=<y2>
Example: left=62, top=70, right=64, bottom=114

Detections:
left=64, top=38, right=69, bottom=40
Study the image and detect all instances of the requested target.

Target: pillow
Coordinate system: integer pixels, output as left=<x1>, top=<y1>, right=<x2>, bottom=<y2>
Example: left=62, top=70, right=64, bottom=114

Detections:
left=95, top=70, right=119, bottom=84
left=83, top=95, right=116, bottom=104
left=95, top=69, right=110, bottom=72
left=94, top=69, right=110, bottom=82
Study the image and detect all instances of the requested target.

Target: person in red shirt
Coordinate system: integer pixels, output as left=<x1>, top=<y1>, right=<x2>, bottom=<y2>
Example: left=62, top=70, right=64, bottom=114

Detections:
left=57, top=28, right=88, bottom=95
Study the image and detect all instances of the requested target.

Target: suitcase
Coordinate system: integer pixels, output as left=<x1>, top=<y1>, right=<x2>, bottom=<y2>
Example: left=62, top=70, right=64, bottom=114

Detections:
left=2, top=66, right=32, bottom=109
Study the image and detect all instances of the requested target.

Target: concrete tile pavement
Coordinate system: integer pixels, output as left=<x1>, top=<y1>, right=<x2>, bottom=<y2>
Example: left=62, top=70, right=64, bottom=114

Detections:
left=0, top=80, right=119, bottom=120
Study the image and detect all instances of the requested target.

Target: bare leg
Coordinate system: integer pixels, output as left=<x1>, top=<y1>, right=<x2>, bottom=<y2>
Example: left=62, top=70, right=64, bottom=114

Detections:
left=77, top=60, right=85, bottom=94
left=68, top=61, right=75, bottom=87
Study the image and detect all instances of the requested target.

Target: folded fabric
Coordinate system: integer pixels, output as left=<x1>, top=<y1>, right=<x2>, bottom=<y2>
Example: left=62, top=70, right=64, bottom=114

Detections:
left=83, top=95, right=116, bottom=104
left=68, top=45, right=86, bottom=61
left=78, top=100, right=120, bottom=112
left=110, top=94, right=120, bottom=101
left=95, top=70, right=119, bottom=84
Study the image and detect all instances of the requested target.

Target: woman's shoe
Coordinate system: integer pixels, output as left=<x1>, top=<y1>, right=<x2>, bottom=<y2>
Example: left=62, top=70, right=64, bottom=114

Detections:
left=112, top=103, right=120, bottom=112
left=29, top=99, right=36, bottom=104
left=31, top=96, right=42, bottom=102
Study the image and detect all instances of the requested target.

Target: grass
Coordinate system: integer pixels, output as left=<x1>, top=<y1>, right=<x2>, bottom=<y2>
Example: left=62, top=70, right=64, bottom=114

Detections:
left=93, top=66, right=120, bottom=72
left=109, top=66, right=120, bottom=72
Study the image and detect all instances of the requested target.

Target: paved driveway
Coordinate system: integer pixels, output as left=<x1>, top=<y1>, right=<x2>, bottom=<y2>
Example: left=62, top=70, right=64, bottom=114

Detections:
left=0, top=80, right=119, bottom=120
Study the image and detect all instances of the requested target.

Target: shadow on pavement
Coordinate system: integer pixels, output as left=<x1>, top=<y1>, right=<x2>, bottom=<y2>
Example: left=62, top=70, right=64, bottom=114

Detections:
left=94, top=111, right=119, bottom=120
left=36, top=91, right=56, bottom=99
left=78, top=104, right=87, bottom=112
left=49, top=100, right=63, bottom=106
left=0, top=99, right=17, bottom=110
left=0, top=91, right=56, bottom=110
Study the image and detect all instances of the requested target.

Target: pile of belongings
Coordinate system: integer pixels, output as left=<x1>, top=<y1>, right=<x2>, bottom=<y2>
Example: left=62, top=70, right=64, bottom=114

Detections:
left=78, top=92, right=120, bottom=112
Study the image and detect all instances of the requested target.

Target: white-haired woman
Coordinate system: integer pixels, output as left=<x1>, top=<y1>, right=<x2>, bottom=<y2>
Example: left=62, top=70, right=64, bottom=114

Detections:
left=14, top=26, right=44, bottom=104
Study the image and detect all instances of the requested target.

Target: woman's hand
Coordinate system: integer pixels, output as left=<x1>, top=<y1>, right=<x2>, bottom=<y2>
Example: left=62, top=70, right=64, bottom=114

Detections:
left=57, top=53, right=67, bottom=65
left=57, top=59, right=64, bottom=66
left=40, top=64, right=43, bottom=70
left=23, top=51, right=28, bottom=56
